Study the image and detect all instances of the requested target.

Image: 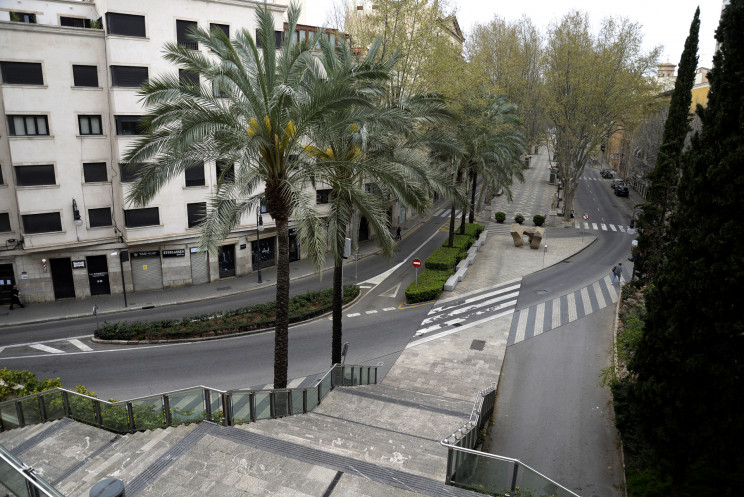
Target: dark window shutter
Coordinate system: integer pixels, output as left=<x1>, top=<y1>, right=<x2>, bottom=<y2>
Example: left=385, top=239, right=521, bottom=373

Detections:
left=106, top=12, right=146, bottom=37
left=15, top=165, right=55, bottom=186
left=124, top=207, right=159, bottom=227
left=187, top=202, right=207, bottom=228
left=176, top=20, right=198, bottom=49
left=22, top=213, right=62, bottom=234
left=0, top=213, right=11, bottom=232
left=83, top=163, right=108, bottom=182
left=0, top=62, right=44, bottom=85
left=88, top=208, right=113, bottom=227
left=111, top=66, right=148, bottom=87
left=73, top=65, right=98, bottom=87
left=185, top=163, right=205, bottom=186
left=210, top=23, right=229, bottom=38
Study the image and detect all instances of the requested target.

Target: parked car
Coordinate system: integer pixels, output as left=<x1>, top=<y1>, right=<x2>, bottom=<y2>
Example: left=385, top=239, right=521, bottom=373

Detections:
left=611, top=179, right=625, bottom=190
left=615, top=185, right=629, bottom=197
left=600, top=169, right=613, bottom=179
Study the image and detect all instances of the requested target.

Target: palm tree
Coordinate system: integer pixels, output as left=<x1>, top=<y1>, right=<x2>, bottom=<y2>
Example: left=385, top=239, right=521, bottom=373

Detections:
left=121, top=4, right=379, bottom=388
left=444, top=95, right=525, bottom=245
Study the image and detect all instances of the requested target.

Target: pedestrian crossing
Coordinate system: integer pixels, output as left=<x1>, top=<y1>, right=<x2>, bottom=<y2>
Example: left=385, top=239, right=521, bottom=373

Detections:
left=507, top=274, right=624, bottom=346
left=409, top=281, right=520, bottom=346
left=574, top=221, right=635, bottom=233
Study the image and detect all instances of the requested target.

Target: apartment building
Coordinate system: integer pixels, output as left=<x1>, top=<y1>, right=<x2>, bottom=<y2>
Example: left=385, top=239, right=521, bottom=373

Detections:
left=0, top=0, right=325, bottom=304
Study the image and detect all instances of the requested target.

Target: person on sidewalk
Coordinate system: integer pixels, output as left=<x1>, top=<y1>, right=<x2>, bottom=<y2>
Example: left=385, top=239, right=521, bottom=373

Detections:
left=395, top=226, right=402, bottom=240
left=9, top=285, right=25, bottom=310
left=611, top=263, right=623, bottom=284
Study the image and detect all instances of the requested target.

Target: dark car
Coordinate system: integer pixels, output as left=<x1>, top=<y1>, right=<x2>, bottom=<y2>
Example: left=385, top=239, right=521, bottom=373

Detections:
left=615, top=185, right=629, bottom=197
left=600, top=169, right=613, bottom=179
left=611, top=179, right=625, bottom=190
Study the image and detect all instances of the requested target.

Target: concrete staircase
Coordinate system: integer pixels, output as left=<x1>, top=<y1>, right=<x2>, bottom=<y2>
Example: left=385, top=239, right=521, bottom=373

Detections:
left=0, top=385, right=481, bottom=497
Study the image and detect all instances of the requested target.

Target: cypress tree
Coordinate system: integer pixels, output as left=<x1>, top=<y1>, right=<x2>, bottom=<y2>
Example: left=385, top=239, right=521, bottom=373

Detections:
left=633, top=8, right=699, bottom=280
left=629, top=2, right=744, bottom=494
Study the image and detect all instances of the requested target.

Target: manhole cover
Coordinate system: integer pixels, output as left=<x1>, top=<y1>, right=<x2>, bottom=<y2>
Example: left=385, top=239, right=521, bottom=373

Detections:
left=470, top=340, right=486, bottom=351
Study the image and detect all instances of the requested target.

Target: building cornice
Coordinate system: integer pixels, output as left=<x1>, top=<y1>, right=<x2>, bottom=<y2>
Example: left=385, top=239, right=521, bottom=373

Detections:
left=0, top=20, right=104, bottom=38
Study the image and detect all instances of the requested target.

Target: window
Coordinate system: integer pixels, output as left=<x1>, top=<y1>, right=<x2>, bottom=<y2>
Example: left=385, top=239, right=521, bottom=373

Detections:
left=115, top=115, right=145, bottom=135
left=1, top=62, right=43, bottom=85
left=111, top=65, right=148, bottom=87
left=83, top=162, right=108, bottom=183
left=185, top=163, right=205, bottom=187
left=105, top=12, right=146, bottom=37
left=22, top=213, right=62, bottom=234
left=216, top=160, right=234, bottom=183
left=73, top=65, right=98, bottom=87
left=176, top=20, right=198, bottom=50
left=364, top=183, right=377, bottom=194
left=79, top=115, right=103, bottom=135
left=60, top=17, right=92, bottom=28
left=316, top=189, right=333, bottom=204
left=255, top=30, right=284, bottom=48
left=10, top=12, right=36, bottom=24
left=187, top=202, right=206, bottom=228
left=0, top=213, right=11, bottom=232
left=124, top=207, right=159, bottom=227
left=15, top=165, right=55, bottom=186
left=210, top=23, right=229, bottom=38
left=0, top=167, right=3, bottom=184
left=7, top=115, right=49, bottom=136
left=119, top=163, right=143, bottom=183
left=88, top=207, right=112, bottom=228
left=179, top=69, right=199, bottom=94
left=212, top=78, right=228, bottom=98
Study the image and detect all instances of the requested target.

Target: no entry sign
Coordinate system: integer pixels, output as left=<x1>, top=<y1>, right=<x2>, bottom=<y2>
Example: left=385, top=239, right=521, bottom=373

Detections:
left=582, top=213, right=589, bottom=220
left=412, top=258, right=422, bottom=268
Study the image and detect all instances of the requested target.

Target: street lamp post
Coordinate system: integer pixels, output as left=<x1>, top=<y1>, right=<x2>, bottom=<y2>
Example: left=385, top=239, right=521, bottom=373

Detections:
left=256, top=212, right=264, bottom=283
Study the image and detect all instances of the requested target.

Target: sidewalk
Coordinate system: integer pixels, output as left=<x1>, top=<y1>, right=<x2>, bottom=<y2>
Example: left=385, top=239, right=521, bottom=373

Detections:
left=0, top=214, right=429, bottom=328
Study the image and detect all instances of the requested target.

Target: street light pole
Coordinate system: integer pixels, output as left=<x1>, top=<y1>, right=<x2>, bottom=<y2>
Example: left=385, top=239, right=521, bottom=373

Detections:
left=256, top=212, right=264, bottom=283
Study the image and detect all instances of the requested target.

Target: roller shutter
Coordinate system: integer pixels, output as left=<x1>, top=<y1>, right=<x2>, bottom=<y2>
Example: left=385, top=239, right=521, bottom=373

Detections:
left=130, top=252, right=163, bottom=291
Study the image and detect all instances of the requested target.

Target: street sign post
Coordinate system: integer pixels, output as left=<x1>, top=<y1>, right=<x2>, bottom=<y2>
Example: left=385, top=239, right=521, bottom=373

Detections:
left=581, top=213, right=589, bottom=241
left=412, top=258, right=421, bottom=286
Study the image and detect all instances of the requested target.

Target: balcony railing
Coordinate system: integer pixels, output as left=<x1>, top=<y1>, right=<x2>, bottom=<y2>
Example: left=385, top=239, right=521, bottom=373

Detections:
left=0, top=364, right=377, bottom=434
left=441, top=383, right=581, bottom=497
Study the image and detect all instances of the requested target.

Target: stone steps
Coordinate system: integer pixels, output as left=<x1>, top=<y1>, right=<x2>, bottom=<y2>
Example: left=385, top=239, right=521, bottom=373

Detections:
left=0, top=419, right=58, bottom=450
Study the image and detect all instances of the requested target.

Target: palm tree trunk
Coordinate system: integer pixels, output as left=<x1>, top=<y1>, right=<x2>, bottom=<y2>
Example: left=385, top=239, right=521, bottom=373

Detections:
left=274, top=217, right=290, bottom=389
left=469, top=171, right=477, bottom=224
left=448, top=204, right=456, bottom=247
left=331, top=260, right=343, bottom=364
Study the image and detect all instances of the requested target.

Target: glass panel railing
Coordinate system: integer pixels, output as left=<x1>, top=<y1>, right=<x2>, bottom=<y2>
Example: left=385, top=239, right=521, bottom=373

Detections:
left=343, top=366, right=352, bottom=386
left=167, top=389, right=205, bottom=425
left=19, top=397, right=42, bottom=425
left=230, top=393, right=252, bottom=424
left=370, top=367, right=377, bottom=384
left=290, top=389, right=304, bottom=415
left=68, top=395, right=97, bottom=425
left=254, top=392, right=271, bottom=420
left=99, top=403, right=130, bottom=433
left=0, top=445, right=66, bottom=497
left=449, top=450, right=515, bottom=495
left=40, top=391, right=65, bottom=421
left=0, top=404, right=19, bottom=431
left=274, top=391, right=289, bottom=418
left=306, top=386, right=319, bottom=411
left=207, top=390, right=223, bottom=424
left=519, top=464, right=577, bottom=497
left=319, top=374, right=332, bottom=401
left=352, top=367, right=360, bottom=386
left=131, top=396, right=166, bottom=430
left=0, top=456, right=32, bottom=496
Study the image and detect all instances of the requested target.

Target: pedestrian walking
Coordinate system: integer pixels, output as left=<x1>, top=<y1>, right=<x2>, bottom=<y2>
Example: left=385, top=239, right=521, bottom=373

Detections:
left=395, top=226, right=402, bottom=240
left=611, top=263, right=623, bottom=284
left=9, top=284, right=25, bottom=310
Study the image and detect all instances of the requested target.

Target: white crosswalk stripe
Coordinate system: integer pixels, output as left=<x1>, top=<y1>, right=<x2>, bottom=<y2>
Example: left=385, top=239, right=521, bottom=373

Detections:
left=383, top=307, right=396, bottom=312
left=609, top=224, right=617, bottom=232
left=68, top=339, right=93, bottom=352
left=29, top=344, right=65, bottom=354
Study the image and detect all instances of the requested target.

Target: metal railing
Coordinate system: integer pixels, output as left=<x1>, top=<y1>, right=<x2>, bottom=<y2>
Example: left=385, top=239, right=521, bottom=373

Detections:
left=0, top=364, right=377, bottom=434
left=441, top=383, right=580, bottom=497
left=0, top=445, right=64, bottom=497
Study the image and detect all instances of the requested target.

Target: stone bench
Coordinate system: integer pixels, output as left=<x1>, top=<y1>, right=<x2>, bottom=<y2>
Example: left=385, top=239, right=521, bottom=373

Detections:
left=510, top=224, right=545, bottom=249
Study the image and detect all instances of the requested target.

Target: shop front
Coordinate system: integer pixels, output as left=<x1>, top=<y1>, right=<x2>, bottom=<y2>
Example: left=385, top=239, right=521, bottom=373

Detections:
left=130, top=250, right=163, bottom=291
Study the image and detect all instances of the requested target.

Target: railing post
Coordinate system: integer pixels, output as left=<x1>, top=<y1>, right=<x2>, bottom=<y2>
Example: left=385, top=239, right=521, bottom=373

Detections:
left=269, top=392, right=275, bottom=419
left=163, top=395, right=172, bottom=427
left=221, top=392, right=231, bottom=426
left=302, top=389, right=307, bottom=413
left=15, top=401, right=25, bottom=428
left=204, top=389, right=212, bottom=422
left=445, top=447, right=454, bottom=485
left=94, top=400, right=102, bottom=428
left=126, top=402, right=135, bottom=433
left=62, top=391, right=71, bottom=418
left=250, top=393, right=256, bottom=422
left=511, top=461, right=520, bottom=493
left=286, top=390, right=292, bottom=416
left=38, top=396, right=47, bottom=423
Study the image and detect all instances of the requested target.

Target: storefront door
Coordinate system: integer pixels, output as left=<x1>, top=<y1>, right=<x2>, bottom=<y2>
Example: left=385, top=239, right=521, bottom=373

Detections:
left=0, top=264, right=15, bottom=305
left=252, top=236, right=276, bottom=271
left=50, top=258, right=75, bottom=299
left=87, top=255, right=111, bottom=295
left=218, top=244, right=236, bottom=278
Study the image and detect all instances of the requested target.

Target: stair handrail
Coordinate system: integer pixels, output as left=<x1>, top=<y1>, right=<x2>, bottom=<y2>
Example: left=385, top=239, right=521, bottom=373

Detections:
left=0, top=444, right=65, bottom=496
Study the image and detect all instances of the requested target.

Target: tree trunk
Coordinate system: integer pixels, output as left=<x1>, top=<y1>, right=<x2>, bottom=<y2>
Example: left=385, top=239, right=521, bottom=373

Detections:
left=447, top=204, right=456, bottom=247
left=331, top=259, right=343, bottom=364
left=469, top=170, right=477, bottom=224
left=562, top=184, right=575, bottom=222
left=273, top=217, right=290, bottom=389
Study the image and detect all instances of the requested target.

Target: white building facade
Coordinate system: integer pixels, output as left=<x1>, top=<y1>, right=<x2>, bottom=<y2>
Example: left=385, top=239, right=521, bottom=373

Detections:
left=0, top=0, right=319, bottom=304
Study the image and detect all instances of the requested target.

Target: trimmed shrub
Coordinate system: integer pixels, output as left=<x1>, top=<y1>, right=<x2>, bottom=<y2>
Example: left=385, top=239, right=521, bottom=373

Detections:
left=405, top=269, right=450, bottom=303
left=462, top=223, right=485, bottom=238
left=514, top=213, right=525, bottom=224
left=425, top=247, right=462, bottom=271
left=95, top=285, right=360, bottom=341
left=533, top=214, right=545, bottom=226
left=495, top=211, right=506, bottom=223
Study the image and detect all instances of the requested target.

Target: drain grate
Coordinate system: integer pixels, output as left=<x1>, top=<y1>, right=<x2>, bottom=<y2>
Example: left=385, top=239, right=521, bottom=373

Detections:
left=216, top=286, right=231, bottom=291
left=470, top=340, right=486, bottom=351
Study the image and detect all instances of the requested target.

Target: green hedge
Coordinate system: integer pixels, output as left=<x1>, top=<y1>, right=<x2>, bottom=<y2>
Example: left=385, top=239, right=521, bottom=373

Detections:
left=405, top=269, right=451, bottom=304
left=425, top=247, right=462, bottom=271
left=462, top=223, right=485, bottom=238
left=96, top=285, right=360, bottom=341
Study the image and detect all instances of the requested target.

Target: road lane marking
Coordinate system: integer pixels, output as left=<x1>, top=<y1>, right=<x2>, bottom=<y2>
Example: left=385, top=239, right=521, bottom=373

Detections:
left=514, top=310, right=529, bottom=344
left=534, top=302, right=545, bottom=336
left=365, top=310, right=378, bottom=315
left=592, top=223, right=598, bottom=230
left=552, top=297, right=562, bottom=329
left=382, top=307, right=396, bottom=312
left=408, top=309, right=515, bottom=348
left=30, top=344, right=65, bottom=354
left=593, top=281, right=606, bottom=309
left=347, top=312, right=361, bottom=317
left=580, top=287, right=592, bottom=315
left=68, top=339, right=93, bottom=351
